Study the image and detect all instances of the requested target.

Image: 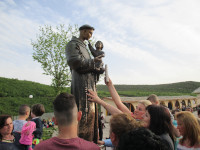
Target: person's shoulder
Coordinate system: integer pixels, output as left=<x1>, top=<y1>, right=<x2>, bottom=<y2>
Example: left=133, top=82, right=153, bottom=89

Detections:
left=67, top=37, right=78, bottom=45
left=0, top=141, right=20, bottom=150
left=77, top=138, right=100, bottom=150
left=13, top=120, right=27, bottom=126
left=32, top=118, right=41, bottom=122
left=34, top=138, right=54, bottom=150
left=66, top=40, right=79, bottom=51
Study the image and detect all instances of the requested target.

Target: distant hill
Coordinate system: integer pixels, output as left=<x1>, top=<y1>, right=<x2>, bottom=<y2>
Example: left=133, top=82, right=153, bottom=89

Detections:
left=1, top=77, right=199, bottom=98
left=0, top=77, right=200, bottom=115
left=97, top=81, right=200, bottom=97
left=0, top=77, right=70, bottom=97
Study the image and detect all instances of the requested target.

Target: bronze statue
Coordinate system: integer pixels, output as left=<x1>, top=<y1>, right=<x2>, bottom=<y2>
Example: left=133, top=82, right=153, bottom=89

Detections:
left=65, top=25, right=104, bottom=143
left=88, top=41, right=105, bottom=82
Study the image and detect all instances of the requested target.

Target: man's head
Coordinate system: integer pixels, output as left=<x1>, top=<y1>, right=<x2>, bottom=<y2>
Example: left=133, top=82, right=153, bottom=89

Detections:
left=79, top=24, right=95, bottom=41
left=147, top=94, right=159, bottom=105
left=19, top=105, right=30, bottom=119
left=53, top=93, right=81, bottom=126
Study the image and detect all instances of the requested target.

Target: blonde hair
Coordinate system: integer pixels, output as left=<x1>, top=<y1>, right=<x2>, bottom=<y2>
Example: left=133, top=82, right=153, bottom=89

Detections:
left=138, top=100, right=152, bottom=108
left=176, top=111, right=200, bottom=146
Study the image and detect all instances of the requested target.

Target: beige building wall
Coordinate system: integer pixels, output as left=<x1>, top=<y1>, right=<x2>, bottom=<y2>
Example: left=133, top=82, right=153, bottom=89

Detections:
left=101, top=96, right=198, bottom=122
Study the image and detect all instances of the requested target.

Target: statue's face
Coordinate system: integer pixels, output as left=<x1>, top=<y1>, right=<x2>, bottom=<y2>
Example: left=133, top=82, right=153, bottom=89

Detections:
left=95, top=42, right=103, bottom=50
left=83, top=29, right=94, bottom=40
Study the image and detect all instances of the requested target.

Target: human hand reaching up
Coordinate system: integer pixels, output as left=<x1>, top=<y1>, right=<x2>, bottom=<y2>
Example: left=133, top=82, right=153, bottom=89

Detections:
left=87, top=89, right=123, bottom=115
left=104, top=77, right=113, bottom=87
left=87, top=89, right=102, bottom=104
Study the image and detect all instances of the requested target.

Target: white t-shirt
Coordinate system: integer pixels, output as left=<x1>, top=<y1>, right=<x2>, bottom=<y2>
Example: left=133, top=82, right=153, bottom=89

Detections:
left=13, top=120, right=27, bottom=132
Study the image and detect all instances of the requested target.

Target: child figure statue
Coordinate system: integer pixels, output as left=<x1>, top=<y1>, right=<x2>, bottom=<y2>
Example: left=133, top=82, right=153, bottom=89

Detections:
left=88, top=40, right=105, bottom=75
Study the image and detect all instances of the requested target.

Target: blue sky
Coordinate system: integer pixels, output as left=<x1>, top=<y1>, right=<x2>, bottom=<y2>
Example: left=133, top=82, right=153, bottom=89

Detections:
left=0, top=0, right=200, bottom=85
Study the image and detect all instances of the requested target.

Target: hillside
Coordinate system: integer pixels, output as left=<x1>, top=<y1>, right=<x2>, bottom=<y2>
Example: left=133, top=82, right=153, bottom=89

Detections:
left=0, top=77, right=70, bottom=97
left=97, top=81, right=200, bottom=97
left=0, top=77, right=200, bottom=115
left=0, top=77, right=70, bottom=116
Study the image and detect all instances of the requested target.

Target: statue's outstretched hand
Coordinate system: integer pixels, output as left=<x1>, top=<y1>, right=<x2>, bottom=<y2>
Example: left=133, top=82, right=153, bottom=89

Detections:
left=87, top=89, right=102, bottom=104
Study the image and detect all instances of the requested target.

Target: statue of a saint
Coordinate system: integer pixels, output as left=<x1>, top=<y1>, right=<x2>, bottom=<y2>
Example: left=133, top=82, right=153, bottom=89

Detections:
left=65, top=25, right=104, bottom=142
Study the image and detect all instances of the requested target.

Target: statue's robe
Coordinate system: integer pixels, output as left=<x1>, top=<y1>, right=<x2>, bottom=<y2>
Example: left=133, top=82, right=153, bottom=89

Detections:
left=65, top=36, right=98, bottom=142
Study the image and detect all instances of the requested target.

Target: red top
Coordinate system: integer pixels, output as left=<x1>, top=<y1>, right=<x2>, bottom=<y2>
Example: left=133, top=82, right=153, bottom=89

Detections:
left=34, top=137, right=100, bottom=150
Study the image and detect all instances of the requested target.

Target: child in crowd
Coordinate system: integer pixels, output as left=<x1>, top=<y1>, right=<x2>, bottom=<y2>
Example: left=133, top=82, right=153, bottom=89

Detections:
left=19, top=121, right=36, bottom=150
left=13, top=105, right=30, bottom=132
left=13, top=105, right=31, bottom=149
left=31, top=104, right=45, bottom=147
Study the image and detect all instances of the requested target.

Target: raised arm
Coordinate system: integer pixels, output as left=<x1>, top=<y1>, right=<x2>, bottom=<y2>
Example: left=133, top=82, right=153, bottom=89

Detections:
left=88, top=41, right=98, bottom=57
left=87, top=89, right=122, bottom=115
left=105, top=78, right=132, bottom=115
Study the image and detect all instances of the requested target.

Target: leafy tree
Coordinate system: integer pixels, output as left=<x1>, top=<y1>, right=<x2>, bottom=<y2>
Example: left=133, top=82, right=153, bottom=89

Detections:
left=31, top=24, right=79, bottom=94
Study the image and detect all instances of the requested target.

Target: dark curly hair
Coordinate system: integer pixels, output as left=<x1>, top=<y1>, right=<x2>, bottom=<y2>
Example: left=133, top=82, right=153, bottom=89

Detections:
left=117, top=127, right=168, bottom=150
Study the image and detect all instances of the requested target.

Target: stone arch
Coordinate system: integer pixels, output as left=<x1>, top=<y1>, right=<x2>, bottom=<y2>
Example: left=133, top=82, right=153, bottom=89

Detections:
left=175, top=100, right=180, bottom=109
left=181, top=100, right=186, bottom=111
left=106, top=110, right=111, bottom=116
left=160, top=101, right=166, bottom=107
left=123, top=102, right=129, bottom=108
left=129, top=103, right=135, bottom=112
left=192, top=99, right=196, bottom=105
left=188, top=100, right=191, bottom=107
left=168, top=101, right=173, bottom=110
left=123, top=102, right=135, bottom=113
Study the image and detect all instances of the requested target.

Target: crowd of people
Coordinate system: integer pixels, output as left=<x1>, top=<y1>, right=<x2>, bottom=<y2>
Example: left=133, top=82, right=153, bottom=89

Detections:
left=87, top=78, right=200, bottom=150
left=42, top=119, right=55, bottom=128
left=1, top=78, right=200, bottom=150
left=0, top=104, right=45, bottom=150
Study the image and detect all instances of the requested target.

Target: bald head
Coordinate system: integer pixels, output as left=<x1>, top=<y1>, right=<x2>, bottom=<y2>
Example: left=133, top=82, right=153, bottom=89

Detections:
left=147, top=94, right=159, bottom=105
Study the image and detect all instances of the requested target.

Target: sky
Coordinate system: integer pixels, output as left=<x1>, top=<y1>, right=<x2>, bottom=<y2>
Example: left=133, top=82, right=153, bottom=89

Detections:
left=0, top=0, right=200, bottom=85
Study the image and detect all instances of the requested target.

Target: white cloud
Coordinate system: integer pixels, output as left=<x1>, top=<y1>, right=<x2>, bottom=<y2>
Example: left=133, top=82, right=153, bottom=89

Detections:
left=0, top=0, right=71, bottom=85
left=1, top=0, right=200, bottom=85
left=83, top=0, right=200, bottom=83
left=5, top=0, right=16, bottom=6
left=0, top=58, right=52, bottom=85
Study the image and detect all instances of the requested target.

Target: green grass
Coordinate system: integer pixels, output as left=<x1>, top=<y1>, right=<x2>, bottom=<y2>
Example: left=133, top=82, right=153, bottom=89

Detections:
left=0, top=97, right=55, bottom=116
left=42, top=127, right=58, bottom=140
left=0, top=77, right=199, bottom=116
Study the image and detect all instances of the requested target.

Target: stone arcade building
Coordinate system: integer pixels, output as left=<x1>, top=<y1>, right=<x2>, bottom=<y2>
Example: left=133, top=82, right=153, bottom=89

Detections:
left=101, top=92, right=200, bottom=122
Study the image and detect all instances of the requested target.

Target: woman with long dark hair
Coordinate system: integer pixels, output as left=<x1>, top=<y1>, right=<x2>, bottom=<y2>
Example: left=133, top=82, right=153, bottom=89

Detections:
left=142, top=105, right=175, bottom=150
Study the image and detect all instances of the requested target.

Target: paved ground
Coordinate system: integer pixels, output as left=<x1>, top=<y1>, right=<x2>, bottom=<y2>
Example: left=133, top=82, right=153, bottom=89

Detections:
left=102, top=123, right=110, bottom=139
